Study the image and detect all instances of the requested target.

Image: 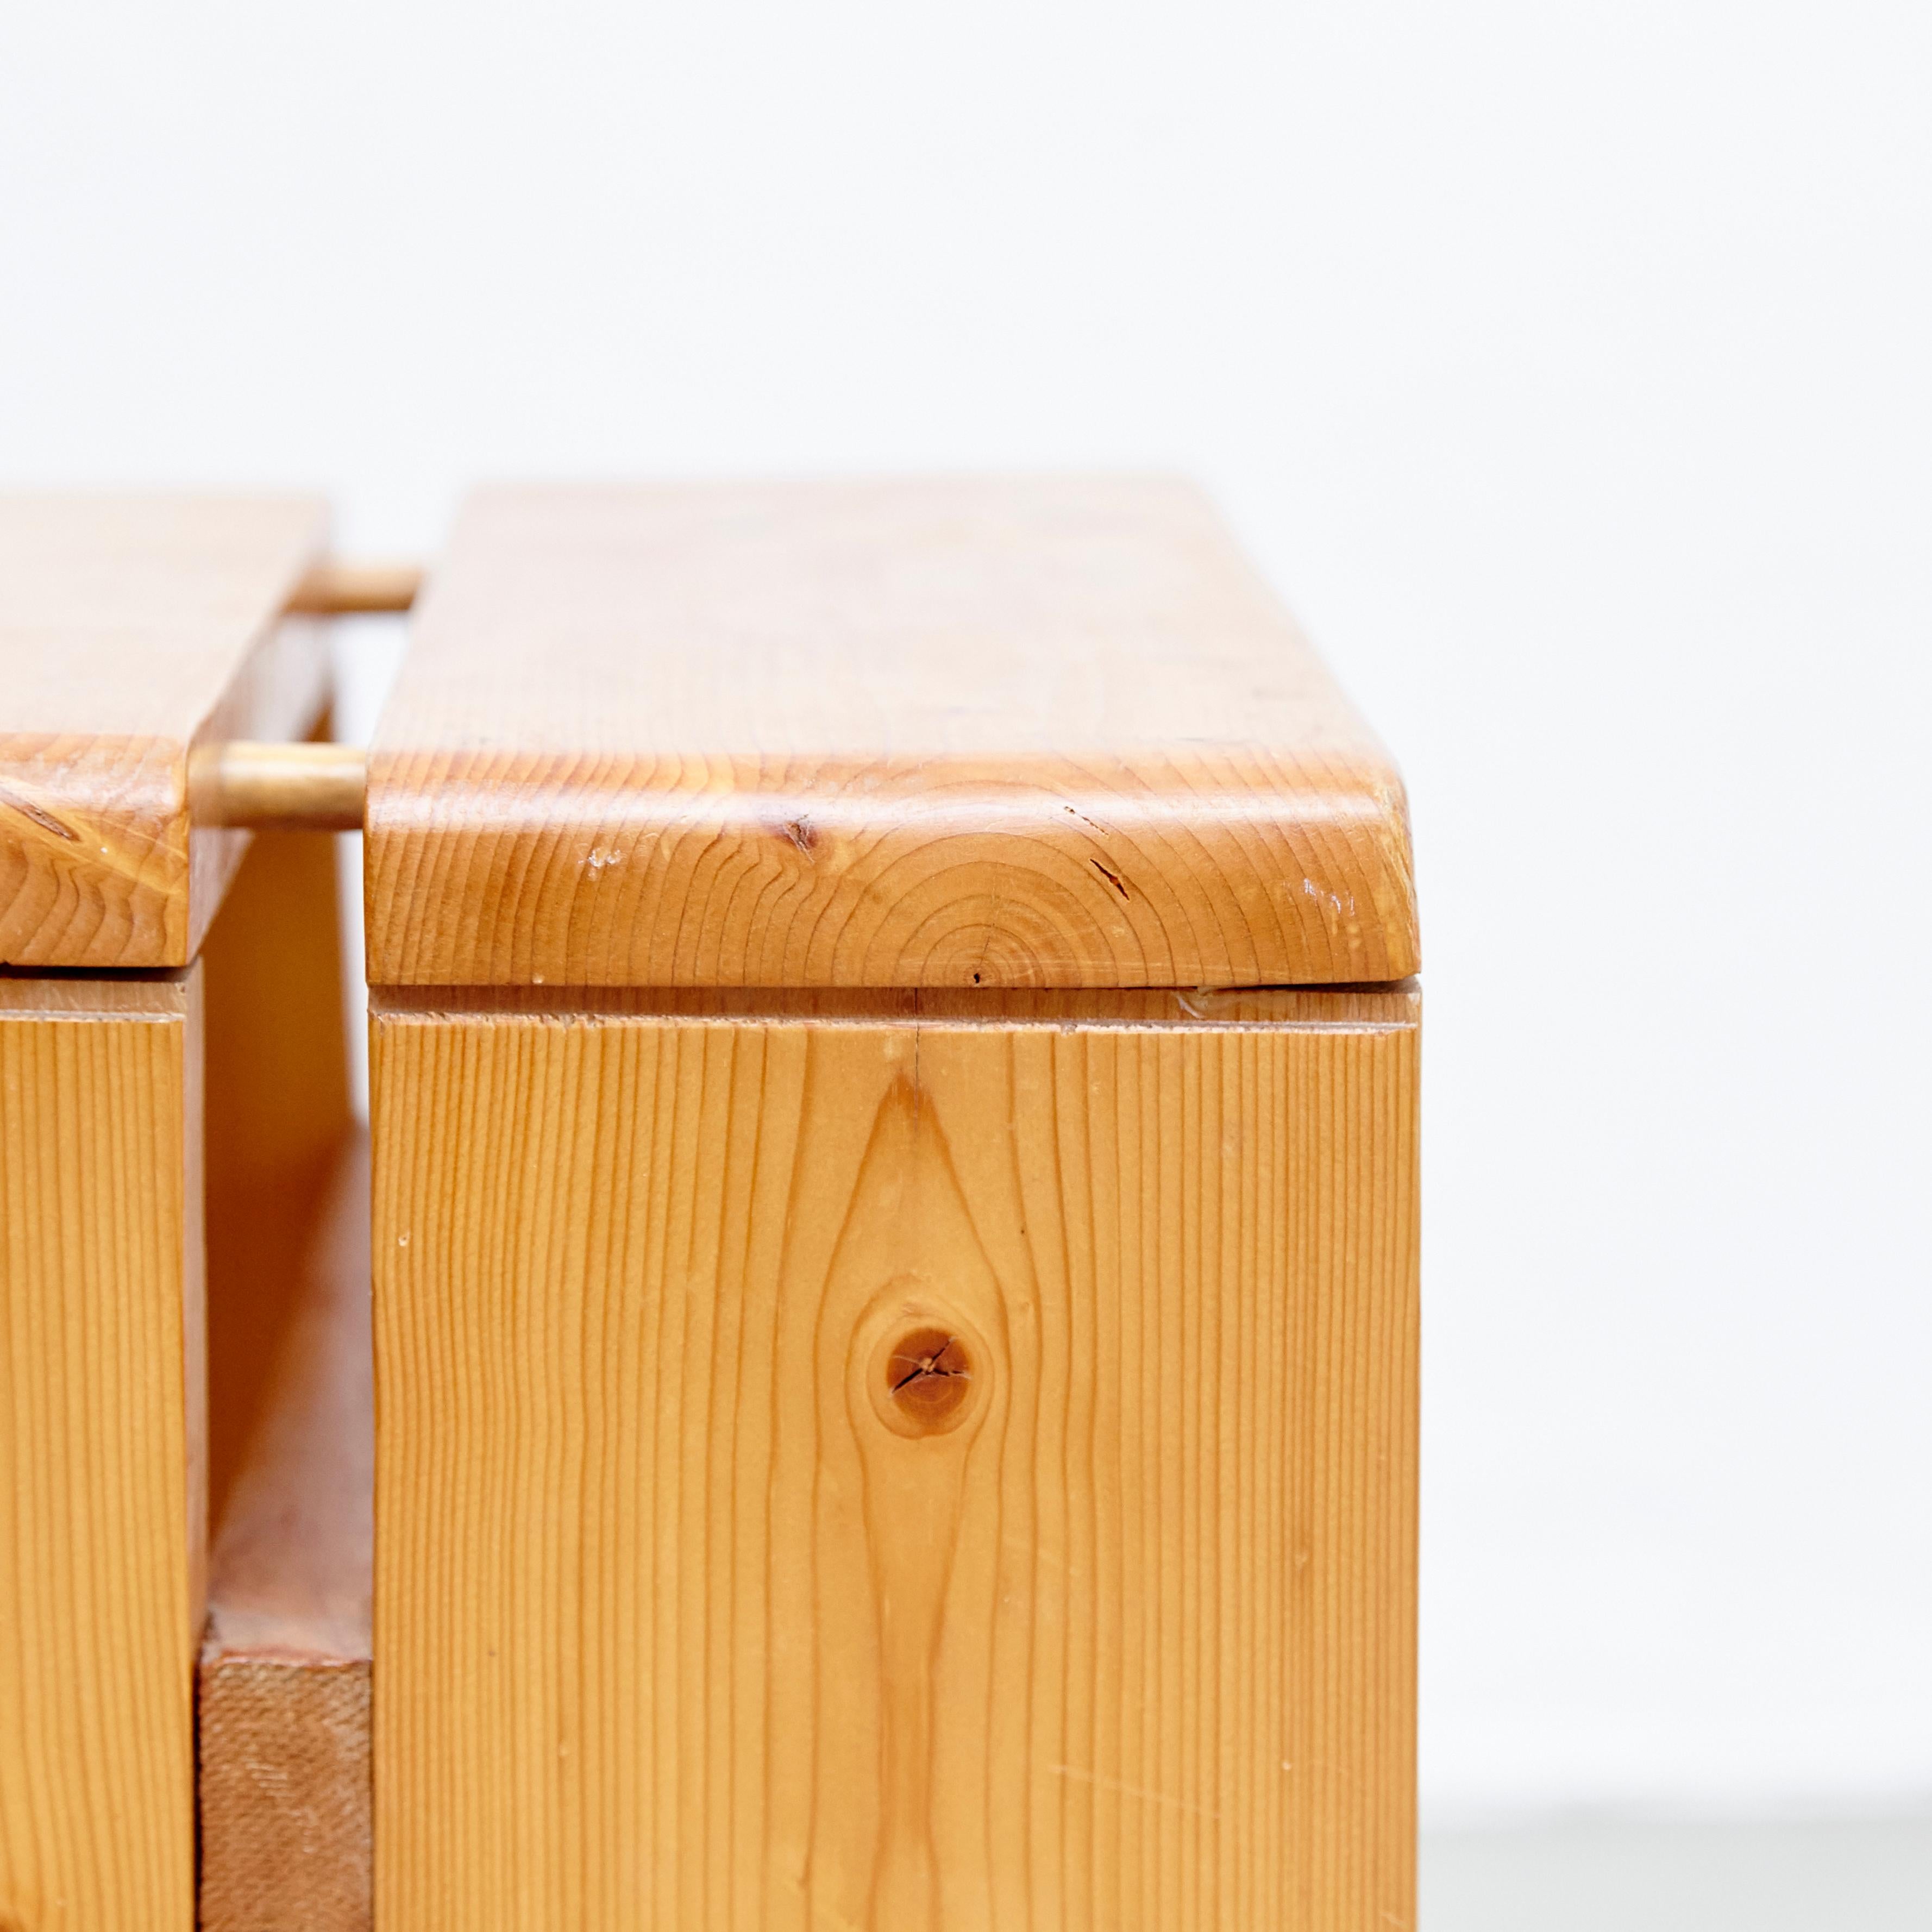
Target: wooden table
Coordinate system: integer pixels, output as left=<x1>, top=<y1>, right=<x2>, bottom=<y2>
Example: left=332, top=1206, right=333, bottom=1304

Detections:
left=1, top=477, right=1419, bottom=1932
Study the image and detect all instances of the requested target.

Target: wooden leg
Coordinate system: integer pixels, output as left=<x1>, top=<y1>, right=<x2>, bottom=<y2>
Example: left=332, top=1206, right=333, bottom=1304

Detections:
left=0, top=972, right=204, bottom=1932
left=372, top=993, right=1418, bottom=1931
left=0, top=824, right=359, bottom=1932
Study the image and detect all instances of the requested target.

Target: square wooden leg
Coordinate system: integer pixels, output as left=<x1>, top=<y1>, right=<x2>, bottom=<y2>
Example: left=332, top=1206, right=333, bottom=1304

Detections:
left=0, top=973, right=204, bottom=1931
left=372, top=990, right=1417, bottom=1931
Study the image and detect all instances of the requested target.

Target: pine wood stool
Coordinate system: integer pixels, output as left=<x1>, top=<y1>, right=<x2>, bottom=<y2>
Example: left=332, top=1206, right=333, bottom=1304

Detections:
left=0, top=478, right=1419, bottom=1932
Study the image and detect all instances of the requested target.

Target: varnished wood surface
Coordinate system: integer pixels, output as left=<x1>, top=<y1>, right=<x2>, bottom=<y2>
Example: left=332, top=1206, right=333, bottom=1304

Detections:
left=366, top=479, right=1416, bottom=989
left=372, top=991, right=1417, bottom=1930
left=0, top=972, right=202, bottom=1932
left=199, top=1136, right=372, bottom=1932
left=0, top=494, right=329, bottom=969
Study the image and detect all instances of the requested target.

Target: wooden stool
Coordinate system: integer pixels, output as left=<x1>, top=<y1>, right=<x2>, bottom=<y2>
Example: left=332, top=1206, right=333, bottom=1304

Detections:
left=1, top=478, right=1419, bottom=1932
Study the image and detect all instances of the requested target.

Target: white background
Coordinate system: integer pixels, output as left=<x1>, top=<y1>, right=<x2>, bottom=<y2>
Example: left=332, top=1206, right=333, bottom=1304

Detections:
left=3, top=1, right=1927, bottom=1824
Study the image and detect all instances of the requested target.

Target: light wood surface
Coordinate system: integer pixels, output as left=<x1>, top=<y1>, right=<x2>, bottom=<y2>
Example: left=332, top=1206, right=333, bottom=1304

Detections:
left=0, top=493, right=329, bottom=969
left=199, top=1136, right=372, bottom=1932
left=366, top=479, right=1416, bottom=989
left=0, top=971, right=203, bottom=1932
left=372, top=990, right=1417, bottom=1931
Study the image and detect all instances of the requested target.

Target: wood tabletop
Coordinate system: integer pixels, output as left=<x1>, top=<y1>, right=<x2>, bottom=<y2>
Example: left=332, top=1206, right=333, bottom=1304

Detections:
left=0, top=493, right=329, bottom=968
left=368, top=478, right=1417, bottom=988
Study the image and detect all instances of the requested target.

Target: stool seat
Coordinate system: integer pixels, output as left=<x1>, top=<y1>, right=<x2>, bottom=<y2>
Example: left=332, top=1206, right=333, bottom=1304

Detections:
left=367, top=477, right=1416, bottom=989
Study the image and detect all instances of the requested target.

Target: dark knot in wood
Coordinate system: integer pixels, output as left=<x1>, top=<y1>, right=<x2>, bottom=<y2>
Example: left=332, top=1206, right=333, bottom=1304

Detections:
left=884, top=1326, right=973, bottom=1431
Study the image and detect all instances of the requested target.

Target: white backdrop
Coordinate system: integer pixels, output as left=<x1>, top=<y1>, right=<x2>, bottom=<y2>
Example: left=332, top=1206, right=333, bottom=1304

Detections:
left=4, top=0, right=1927, bottom=1822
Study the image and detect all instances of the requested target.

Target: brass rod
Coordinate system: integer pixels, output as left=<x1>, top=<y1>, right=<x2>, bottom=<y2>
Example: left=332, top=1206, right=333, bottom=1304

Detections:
left=284, top=560, right=423, bottom=616
left=193, top=742, right=367, bottom=831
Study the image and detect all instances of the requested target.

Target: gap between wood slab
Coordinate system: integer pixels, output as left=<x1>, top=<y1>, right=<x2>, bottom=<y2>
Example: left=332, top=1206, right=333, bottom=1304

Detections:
left=365, top=978, right=1421, bottom=1031
left=198, top=1131, right=372, bottom=1932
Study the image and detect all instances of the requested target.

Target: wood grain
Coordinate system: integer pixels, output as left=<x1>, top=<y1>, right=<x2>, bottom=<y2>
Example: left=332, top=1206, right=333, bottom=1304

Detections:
left=0, top=972, right=203, bottom=1932
left=0, top=493, right=329, bottom=969
left=372, top=992, right=1417, bottom=1931
left=366, top=479, right=1416, bottom=989
left=199, top=1135, right=372, bottom=1932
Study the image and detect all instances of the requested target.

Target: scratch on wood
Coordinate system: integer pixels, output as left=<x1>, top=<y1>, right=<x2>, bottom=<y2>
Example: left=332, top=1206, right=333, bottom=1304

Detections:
left=1049, top=1762, right=1222, bottom=1821
left=0, top=782, right=79, bottom=842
